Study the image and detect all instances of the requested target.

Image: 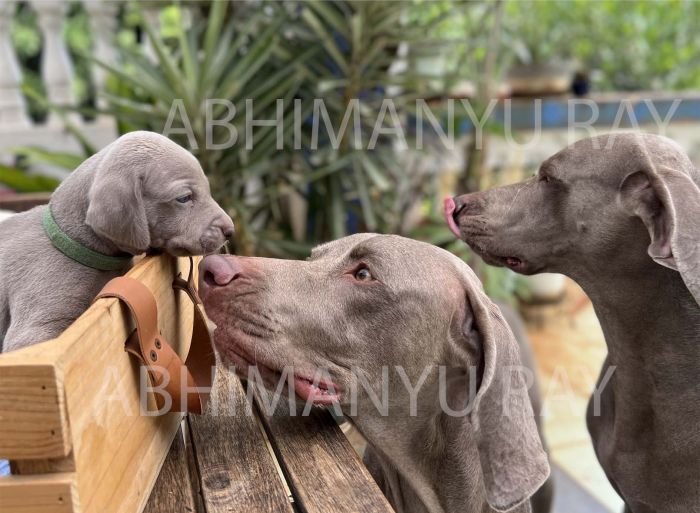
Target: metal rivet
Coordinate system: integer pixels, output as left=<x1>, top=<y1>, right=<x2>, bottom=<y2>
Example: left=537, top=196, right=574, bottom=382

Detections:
left=155, top=339, right=162, bottom=349
left=150, top=350, right=157, bottom=362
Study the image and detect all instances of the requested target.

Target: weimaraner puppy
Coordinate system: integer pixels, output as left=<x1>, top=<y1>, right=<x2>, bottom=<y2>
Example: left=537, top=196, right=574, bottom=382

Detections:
left=198, top=234, right=551, bottom=513
left=446, top=133, right=700, bottom=513
left=0, top=131, right=234, bottom=352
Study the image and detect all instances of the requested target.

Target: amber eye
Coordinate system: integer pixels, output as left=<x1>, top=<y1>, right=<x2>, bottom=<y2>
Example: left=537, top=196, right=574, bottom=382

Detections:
left=353, top=266, right=373, bottom=282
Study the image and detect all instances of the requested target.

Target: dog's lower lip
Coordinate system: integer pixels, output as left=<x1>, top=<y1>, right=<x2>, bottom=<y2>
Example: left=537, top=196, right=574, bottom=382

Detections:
left=505, top=257, right=523, bottom=268
left=292, top=375, right=341, bottom=405
left=227, top=344, right=341, bottom=405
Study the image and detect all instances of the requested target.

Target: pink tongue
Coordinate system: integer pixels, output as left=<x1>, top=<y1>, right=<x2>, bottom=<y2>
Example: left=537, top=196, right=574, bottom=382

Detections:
left=443, top=197, right=461, bottom=238
left=293, top=376, right=340, bottom=406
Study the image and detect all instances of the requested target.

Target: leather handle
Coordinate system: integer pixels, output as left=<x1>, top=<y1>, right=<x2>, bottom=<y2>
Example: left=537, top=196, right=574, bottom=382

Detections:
left=95, top=259, right=215, bottom=414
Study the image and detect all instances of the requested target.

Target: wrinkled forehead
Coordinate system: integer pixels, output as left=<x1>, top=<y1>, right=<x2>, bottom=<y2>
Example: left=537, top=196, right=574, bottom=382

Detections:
left=142, top=154, right=209, bottom=193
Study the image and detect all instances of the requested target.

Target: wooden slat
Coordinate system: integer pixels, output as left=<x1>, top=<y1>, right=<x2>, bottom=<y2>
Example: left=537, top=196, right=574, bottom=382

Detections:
left=254, top=391, right=393, bottom=513
left=11, top=455, right=75, bottom=475
left=143, top=420, right=199, bottom=513
left=188, top=370, right=294, bottom=513
left=0, top=473, right=78, bottom=513
left=0, top=364, right=71, bottom=459
left=0, top=256, right=199, bottom=513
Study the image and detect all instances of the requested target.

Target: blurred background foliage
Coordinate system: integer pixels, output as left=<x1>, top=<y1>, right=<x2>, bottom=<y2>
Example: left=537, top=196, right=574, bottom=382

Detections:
left=11, top=1, right=700, bottom=120
left=6, top=0, right=700, bottom=301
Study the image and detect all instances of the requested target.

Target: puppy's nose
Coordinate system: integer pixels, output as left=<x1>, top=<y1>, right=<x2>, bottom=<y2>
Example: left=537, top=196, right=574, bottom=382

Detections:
left=216, top=216, right=235, bottom=239
left=199, top=255, right=241, bottom=291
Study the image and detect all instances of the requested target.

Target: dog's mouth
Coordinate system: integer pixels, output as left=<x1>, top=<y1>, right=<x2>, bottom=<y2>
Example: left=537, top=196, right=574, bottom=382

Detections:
left=444, top=198, right=538, bottom=274
left=493, top=255, right=528, bottom=273
left=461, top=236, right=536, bottom=274
left=219, top=340, right=342, bottom=406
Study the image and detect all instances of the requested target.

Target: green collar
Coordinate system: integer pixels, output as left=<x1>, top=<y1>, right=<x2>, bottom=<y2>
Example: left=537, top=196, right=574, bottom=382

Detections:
left=42, top=207, right=132, bottom=271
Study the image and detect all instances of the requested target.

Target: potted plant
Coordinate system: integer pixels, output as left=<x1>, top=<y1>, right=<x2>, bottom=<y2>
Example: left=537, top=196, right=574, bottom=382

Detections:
left=502, top=2, right=576, bottom=97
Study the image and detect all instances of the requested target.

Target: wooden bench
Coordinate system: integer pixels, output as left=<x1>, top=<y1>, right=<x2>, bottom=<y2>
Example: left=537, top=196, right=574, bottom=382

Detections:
left=144, top=370, right=393, bottom=513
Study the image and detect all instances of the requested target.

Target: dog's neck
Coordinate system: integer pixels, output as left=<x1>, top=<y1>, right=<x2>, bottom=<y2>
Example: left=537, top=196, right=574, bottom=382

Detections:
left=48, top=173, right=126, bottom=257
left=349, top=394, right=497, bottom=513
left=566, top=260, right=700, bottom=508
left=572, top=261, right=700, bottom=369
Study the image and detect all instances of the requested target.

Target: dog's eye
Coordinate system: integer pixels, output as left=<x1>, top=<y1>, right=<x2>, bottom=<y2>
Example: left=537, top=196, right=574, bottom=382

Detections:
left=353, top=265, right=373, bottom=282
left=176, top=194, right=193, bottom=204
left=539, top=174, right=551, bottom=183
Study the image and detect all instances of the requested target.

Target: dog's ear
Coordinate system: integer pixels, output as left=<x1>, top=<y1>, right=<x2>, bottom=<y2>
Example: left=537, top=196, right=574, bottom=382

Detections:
left=456, top=265, right=550, bottom=512
left=619, top=164, right=700, bottom=306
left=85, top=141, right=150, bottom=254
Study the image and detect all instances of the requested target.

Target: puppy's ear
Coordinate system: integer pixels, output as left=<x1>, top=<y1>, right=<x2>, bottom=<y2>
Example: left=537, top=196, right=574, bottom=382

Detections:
left=456, top=265, right=550, bottom=512
left=619, top=164, right=700, bottom=306
left=85, top=142, right=150, bottom=254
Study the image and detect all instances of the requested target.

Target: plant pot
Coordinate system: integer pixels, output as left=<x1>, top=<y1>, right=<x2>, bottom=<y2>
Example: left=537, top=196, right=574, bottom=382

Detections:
left=522, top=273, right=567, bottom=303
left=507, top=62, right=573, bottom=97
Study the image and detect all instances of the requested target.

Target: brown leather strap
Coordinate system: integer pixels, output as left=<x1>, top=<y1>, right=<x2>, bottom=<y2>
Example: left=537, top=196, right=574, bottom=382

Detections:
left=172, top=258, right=216, bottom=413
left=95, top=258, right=215, bottom=414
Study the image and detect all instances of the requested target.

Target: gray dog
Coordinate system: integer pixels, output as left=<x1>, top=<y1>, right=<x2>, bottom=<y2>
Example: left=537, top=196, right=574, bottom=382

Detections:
left=446, top=133, right=700, bottom=513
left=0, top=131, right=234, bottom=352
left=198, top=234, right=551, bottom=513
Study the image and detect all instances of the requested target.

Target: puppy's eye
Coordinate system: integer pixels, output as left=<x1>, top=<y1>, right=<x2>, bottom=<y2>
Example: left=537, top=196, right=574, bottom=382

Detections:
left=176, top=194, right=193, bottom=204
left=353, top=265, right=373, bottom=282
left=539, top=174, right=551, bottom=183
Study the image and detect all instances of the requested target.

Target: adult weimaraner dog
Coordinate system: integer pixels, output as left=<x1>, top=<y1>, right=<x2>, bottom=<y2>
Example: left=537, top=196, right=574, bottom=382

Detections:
left=446, top=133, right=700, bottom=513
left=0, top=131, right=234, bottom=352
left=198, top=234, right=551, bottom=513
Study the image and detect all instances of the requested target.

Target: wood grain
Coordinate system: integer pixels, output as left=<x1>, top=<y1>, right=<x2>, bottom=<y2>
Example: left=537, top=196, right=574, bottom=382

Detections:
left=0, top=363, right=71, bottom=459
left=253, top=389, right=393, bottom=513
left=143, top=420, right=199, bottom=513
left=11, top=455, right=75, bottom=475
left=188, top=370, right=294, bottom=513
left=0, top=472, right=78, bottom=513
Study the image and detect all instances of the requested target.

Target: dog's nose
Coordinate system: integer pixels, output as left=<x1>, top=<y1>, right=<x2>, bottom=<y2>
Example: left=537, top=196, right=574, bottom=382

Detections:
left=444, top=195, right=477, bottom=238
left=199, top=255, right=241, bottom=293
left=452, top=194, right=484, bottom=218
left=452, top=196, right=468, bottom=218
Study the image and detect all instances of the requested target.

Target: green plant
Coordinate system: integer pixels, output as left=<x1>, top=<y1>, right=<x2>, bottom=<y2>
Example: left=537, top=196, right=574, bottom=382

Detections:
left=85, top=1, right=454, bottom=256
left=84, top=1, right=313, bottom=255
left=282, top=1, right=441, bottom=240
left=11, top=0, right=518, bottom=300
left=0, top=164, right=60, bottom=193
